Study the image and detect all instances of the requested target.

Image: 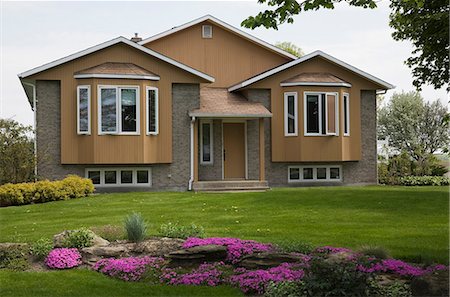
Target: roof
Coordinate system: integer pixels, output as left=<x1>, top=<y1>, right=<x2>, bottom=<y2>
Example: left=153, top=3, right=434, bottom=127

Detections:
left=138, top=15, right=297, bottom=60
left=280, top=72, right=352, bottom=87
left=74, top=62, right=160, bottom=80
left=228, top=50, right=395, bottom=91
left=189, top=88, right=272, bottom=118
left=18, top=37, right=215, bottom=82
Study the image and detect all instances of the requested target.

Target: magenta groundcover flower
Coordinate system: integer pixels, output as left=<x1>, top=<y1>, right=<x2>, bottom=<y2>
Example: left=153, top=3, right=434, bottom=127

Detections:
left=161, top=262, right=225, bottom=286
left=45, top=248, right=82, bottom=269
left=94, top=256, right=164, bottom=281
left=357, top=259, right=448, bottom=277
left=183, top=237, right=273, bottom=263
left=314, top=246, right=353, bottom=254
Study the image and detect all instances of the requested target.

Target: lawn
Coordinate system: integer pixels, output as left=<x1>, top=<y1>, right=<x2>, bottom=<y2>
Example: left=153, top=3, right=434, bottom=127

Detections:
left=0, top=186, right=448, bottom=296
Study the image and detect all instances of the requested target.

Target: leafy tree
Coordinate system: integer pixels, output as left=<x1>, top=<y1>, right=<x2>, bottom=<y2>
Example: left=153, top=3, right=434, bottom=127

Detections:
left=275, top=41, right=304, bottom=57
left=0, top=118, right=35, bottom=185
left=242, top=0, right=449, bottom=90
left=377, top=91, right=449, bottom=165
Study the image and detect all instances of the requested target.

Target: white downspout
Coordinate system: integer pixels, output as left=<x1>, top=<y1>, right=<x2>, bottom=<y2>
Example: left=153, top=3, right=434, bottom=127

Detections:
left=188, top=116, right=196, bottom=190
left=23, top=81, right=37, bottom=181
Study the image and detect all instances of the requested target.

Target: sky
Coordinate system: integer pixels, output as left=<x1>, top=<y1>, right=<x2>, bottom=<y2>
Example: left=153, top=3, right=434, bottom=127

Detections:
left=0, top=0, right=448, bottom=126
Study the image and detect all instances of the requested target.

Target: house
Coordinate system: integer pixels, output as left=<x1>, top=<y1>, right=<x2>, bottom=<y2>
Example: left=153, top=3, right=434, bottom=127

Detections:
left=18, top=15, right=394, bottom=191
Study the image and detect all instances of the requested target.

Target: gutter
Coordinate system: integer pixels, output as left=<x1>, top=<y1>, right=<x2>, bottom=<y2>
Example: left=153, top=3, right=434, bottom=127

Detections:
left=188, top=116, right=196, bottom=190
left=22, top=81, right=37, bottom=181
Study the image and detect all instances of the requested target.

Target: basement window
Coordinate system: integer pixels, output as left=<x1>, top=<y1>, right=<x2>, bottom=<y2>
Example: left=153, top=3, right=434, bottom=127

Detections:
left=77, top=85, right=91, bottom=134
left=304, top=92, right=339, bottom=136
left=288, top=166, right=342, bottom=182
left=86, top=168, right=152, bottom=187
left=202, top=25, right=212, bottom=38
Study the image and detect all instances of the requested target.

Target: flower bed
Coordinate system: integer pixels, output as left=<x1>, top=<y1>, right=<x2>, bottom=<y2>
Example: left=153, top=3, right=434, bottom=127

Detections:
left=357, top=258, right=448, bottom=277
left=45, top=248, right=81, bottom=269
left=93, top=256, right=164, bottom=281
left=161, top=262, right=226, bottom=286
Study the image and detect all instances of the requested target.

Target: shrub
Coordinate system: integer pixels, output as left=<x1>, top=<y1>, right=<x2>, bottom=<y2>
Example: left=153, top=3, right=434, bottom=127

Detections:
left=275, top=240, right=314, bottom=254
left=30, top=238, right=53, bottom=260
left=0, top=175, right=94, bottom=207
left=90, top=225, right=125, bottom=242
left=124, top=213, right=148, bottom=242
left=45, top=248, right=81, bottom=269
left=63, top=228, right=94, bottom=248
left=0, top=244, right=29, bottom=271
left=357, top=245, right=390, bottom=259
left=399, top=176, right=449, bottom=186
left=159, top=222, right=205, bottom=239
left=94, top=256, right=164, bottom=281
left=368, top=279, right=412, bottom=297
left=264, top=281, right=306, bottom=297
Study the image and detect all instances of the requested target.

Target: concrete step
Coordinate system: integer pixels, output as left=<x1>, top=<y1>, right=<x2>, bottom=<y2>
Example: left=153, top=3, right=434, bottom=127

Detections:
left=193, top=180, right=269, bottom=192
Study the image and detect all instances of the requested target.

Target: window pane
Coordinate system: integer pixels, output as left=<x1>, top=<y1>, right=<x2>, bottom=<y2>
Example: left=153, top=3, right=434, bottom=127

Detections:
left=344, top=96, right=349, bottom=134
left=321, top=94, right=326, bottom=134
left=101, top=88, right=117, bottom=132
left=148, top=89, right=157, bottom=133
left=121, top=88, right=137, bottom=132
left=326, top=94, right=336, bottom=134
left=137, top=170, right=149, bottom=184
left=121, top=170, right=133, bottom=184
left=303, top=168, right=313, bottom=180
left=330, top=167, right=340, bottom=179
left=202, top=123, right=211, bottom=162
left=104, top=171, right=117, bottom=184
left=78, top=88, right=89, bottom=132
left=287, top=95, right=296, bottom=134
left=317, top=168, right=327, bottom=179
left=290, top=168, right=300, bottom=180
left=88, top=171, right=100, bottom=184
left=306, top=95, right=319, bottom=133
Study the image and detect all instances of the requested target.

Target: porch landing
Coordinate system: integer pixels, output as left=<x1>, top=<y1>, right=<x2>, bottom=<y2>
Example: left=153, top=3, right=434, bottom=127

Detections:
left=192, top=180, right=269, bottom=192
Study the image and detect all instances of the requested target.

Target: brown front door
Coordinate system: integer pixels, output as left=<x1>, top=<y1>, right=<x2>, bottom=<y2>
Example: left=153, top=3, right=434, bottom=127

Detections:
left=223, top=123, right=246, bottom=179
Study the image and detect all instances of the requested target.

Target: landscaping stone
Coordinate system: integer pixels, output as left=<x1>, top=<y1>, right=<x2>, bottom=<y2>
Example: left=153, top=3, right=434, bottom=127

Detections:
left=0, top=242, right=29, bottom=250
left=411, top=269, right=449, bottom=297
left=237, top=252, right=305, bottom=269
left=133, top=237, right=184, bottom=256
left=324, top=251, right=355, bottom=264
left=81, top=246, right=130, bottom=265
left=53, top=230, right=109, bottom=248
left=167, top=244, right=228, bottom=267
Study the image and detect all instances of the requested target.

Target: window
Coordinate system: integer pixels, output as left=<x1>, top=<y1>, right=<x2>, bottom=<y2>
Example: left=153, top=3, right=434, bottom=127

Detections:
left=200, top=121, right=213, bottom=164
left=146, top=87, right=158, bottom=135
left=98, top=86, right=139, bottom=135
left=284, top=92, right=298, bottom=136
left=86, top=168, right=151, bottom=187
left=202, top=25, right=212, bottom=38
left=77, top=85, right=91, bottom=134
left=343, top=93, right=350, bottom=136
left=288, top=165, right=342, bottom=182
left=304, top=92, right=339, bottom=136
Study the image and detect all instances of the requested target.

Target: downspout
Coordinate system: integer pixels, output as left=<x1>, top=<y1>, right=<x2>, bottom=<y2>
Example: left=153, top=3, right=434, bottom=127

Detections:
left=22, top=81, right=37, bottom=181
left=188, top=116, right=196, bottom=190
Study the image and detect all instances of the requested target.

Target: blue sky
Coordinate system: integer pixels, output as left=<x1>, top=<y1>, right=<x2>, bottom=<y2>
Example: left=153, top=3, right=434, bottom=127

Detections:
left=1, top=1, right=448, bottom=126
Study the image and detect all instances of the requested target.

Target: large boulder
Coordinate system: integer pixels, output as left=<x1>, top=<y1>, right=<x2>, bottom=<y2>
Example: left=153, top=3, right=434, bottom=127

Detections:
left=53, top=230, right=109, bottom=248
left=237, top=252, right=306, bottom=269
left=80, top=246, right=130, bottom=265
left=133, top=237, right=184, bottom=256
left=411, top=270, right=449, bottom=297
left=167, top=244, right=228, bottom=267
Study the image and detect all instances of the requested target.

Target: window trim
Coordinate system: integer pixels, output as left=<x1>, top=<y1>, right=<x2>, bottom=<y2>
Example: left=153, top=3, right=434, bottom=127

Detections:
left=303, top=91, right=339, bottom=136
left=284, top=92, right=298, bottom=136
left=288, top=165, right=342, bottom=183
left=202, top=25, right=212, bottom=38
left=97, top=85, right=140, bottom=135
left=85, top=167, right=152, bottom=187
left=200, top=120, right=214, bottom=165
left=145, top=86, right=159, bottom=135
left=343, top=92, right=350, bottom=136
left=77, top=85, right=91, bottom=135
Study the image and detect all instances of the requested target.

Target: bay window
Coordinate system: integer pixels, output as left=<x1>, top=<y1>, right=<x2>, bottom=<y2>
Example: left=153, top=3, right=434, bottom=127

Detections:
left=304, top=92, right=339, bottom=136
left=77, top=85, right=90, bottom=134
left=343, top=93, right=350, bottom=136
left=284, top=92, right=298, bottom=136
left=146, top=87, right=159, bottom=135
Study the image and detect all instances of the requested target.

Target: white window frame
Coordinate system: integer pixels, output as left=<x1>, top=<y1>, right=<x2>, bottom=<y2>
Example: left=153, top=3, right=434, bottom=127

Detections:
left=343, top=92, right=350, bottom=136
left=85, top=167, right=152, bottom=187
left=77, top=85, right=91, bottom=135
left=97, top=85, right=140, bottom=135
left=284, top=92, right=298, bottom=136
left=200, top=120, right=214, bottom=165
left=202, top=25, right=212, bottom=38
left=303, top=92, right=339, bottom=136
left=146, top=86, right=159, bottom=135
left=288, top=165, right=342, bottom=183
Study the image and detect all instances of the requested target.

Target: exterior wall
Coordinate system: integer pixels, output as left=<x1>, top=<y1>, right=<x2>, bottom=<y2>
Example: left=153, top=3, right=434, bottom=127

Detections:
left=198, top=119, right=222, bottom=181
left=143, top=20, right=291, bottom=88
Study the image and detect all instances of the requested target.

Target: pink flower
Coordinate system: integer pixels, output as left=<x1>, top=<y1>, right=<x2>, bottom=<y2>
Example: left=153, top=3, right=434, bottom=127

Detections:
left=357, top=259, right=449, bottom=277
left=45, top=248, right=82, bottom=269
left=93, top=256, right=164, bottom=281
left=160, top=262, right=226, bottom=286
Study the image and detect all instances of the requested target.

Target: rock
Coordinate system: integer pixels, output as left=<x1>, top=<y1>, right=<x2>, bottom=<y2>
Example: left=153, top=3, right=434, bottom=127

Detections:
left=133, top=237, right=184, bottom=256
left=237, top=252, right=305, bottom=269
left=53, top=230, right=109, bottom=248
left=411, top=270, right=449, bottom=297
left=0, top=242, right=29, bottom=251
left=324, top=251, right=355, bottom=264
left=81, top=246, right=130, bottom=265
left=167, top=245, right=228, bottom=267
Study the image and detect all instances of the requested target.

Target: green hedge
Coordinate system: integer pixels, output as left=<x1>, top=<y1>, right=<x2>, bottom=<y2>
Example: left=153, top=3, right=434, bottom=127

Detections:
left=399, top=176, right=449, bottom=186
left=0, top=175, right=94, bottom=207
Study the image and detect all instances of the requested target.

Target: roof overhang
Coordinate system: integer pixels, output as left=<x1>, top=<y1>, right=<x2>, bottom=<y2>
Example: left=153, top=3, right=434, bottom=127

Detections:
left=228, top=50, right=395, bottom=92
left=138, top=15, right=297, bottom=60
left=73, top=73, right=160, bottom=80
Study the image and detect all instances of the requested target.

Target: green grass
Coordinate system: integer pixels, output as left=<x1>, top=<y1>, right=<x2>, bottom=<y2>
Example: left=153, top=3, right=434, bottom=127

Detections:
left=0, top=186, right=448, bottom=296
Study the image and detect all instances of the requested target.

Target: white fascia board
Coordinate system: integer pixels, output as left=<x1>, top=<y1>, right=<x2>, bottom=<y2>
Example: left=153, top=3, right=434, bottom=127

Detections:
left=188, top=112, right=272, bottom=118
left=228, top=50, right=395, bottom=92
left=139, top=15, right=297, bottom=60
left=280, top=82, right=352, bottom=88
left=74, top=73, right=160, bottom=80
left=18, top=37, right=215, bottom=82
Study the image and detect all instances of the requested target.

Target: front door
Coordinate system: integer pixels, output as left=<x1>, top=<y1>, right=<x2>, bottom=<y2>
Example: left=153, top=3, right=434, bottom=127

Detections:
left=223, top=123, right=246, bottom=179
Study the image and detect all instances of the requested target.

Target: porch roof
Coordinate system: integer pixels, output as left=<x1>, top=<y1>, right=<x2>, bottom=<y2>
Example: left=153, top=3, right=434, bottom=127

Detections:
left=280, top=72, right=351, bottom=87
left=74, top=62, right=160, bottom=80
left=189, top=88, right=272, bottom=118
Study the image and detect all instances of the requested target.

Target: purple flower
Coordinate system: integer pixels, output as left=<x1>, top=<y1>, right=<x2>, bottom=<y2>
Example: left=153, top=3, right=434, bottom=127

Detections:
left=93, top=256, right=164, bottom=281
left=314, top=246, right=353, bottom=254
left=45, top=248, right=82, bottom=269
left=357, top=259, right=449, bottom=277
left=160, top=262, right=226, bottom=286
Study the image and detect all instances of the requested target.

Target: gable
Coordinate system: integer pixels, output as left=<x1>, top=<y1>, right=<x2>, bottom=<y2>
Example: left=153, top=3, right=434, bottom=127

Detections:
left=141, top=17, right=293, bottom=87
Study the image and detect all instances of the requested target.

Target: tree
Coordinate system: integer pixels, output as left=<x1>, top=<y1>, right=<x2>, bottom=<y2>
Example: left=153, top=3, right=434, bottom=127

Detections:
left=377, top=91, right=449, bottom=164
left=242, top=0, right=449, bottom=90
left=0, top=118, right=35, bottom=185
left=275, top=41, right=304, bottom=57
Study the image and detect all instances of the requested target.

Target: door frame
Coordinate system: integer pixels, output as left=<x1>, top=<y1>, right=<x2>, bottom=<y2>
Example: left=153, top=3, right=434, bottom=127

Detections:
left=221, top=119, right=248, bottom=180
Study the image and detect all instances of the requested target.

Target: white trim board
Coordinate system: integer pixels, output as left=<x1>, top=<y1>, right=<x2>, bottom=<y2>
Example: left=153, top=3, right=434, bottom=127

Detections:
left=229, top=50, right=395, bottom=92
left=74, top=73, right=160, bottom=80
left=18, top=36, right=214, bottom=82
left=280, top=82, right=352, bottom=88
left=138, top=15, right=297, bottom=60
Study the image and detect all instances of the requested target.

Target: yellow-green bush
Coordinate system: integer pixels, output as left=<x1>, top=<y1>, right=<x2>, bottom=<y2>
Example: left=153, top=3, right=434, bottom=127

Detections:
left=0, top=175, right=94, bottom=207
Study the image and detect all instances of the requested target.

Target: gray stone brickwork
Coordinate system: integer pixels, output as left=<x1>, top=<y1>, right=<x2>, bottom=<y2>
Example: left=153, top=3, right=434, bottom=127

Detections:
left=246, top=119, right=260, bottom=180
